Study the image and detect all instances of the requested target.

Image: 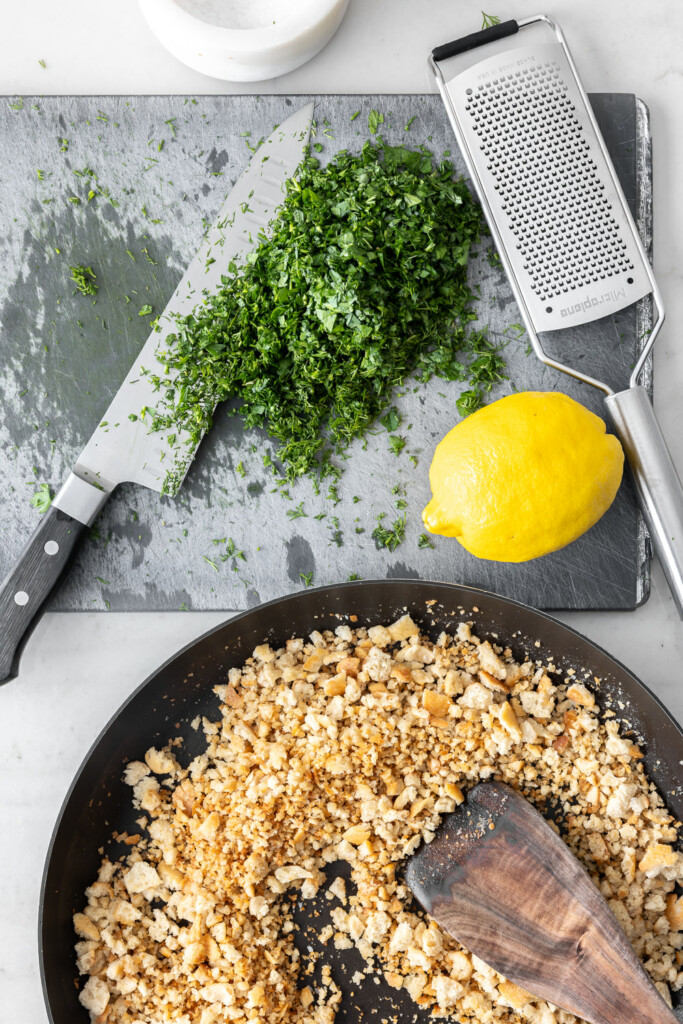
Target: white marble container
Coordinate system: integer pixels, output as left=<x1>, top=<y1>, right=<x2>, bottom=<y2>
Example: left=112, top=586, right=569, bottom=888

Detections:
left=139, top=0, right=350, bottom=81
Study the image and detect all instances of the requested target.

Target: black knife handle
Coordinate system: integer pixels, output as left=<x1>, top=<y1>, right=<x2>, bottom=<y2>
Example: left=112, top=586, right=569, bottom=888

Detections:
left=0, top=505, right=89, bottom=684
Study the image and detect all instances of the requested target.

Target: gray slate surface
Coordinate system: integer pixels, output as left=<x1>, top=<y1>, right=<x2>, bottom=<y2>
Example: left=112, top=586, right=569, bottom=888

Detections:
left=0, top=93, right=652, bottom=611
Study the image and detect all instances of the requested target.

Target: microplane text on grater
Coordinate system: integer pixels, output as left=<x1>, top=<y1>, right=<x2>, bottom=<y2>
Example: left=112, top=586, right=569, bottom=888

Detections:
left=429, top=16, right=683, bottom=619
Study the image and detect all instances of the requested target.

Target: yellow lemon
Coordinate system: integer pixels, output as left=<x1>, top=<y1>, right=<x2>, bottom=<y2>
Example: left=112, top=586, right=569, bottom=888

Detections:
left=422, top=391, right=624, bottom=562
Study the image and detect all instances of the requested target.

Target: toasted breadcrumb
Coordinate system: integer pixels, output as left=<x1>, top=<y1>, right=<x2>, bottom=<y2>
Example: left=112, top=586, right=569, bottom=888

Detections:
left=75, top=616, right=683, bottom=1023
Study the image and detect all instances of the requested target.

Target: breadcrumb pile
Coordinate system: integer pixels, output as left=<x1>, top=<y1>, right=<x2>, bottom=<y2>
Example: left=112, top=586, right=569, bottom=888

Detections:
left=74, top=612, right=683, bottom=1024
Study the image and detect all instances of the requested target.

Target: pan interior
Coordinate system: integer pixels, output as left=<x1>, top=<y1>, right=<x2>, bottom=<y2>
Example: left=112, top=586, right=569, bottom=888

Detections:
left=40, top=580, right=683, bottom=1024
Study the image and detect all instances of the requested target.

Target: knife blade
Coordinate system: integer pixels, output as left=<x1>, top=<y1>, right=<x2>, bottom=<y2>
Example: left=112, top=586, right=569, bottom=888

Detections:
left=0, top=102, right=314, bottom=684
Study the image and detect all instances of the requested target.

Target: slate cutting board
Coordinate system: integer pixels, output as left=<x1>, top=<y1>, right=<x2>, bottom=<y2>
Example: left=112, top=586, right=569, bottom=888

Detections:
left=0, top=93, right=653, bottom=612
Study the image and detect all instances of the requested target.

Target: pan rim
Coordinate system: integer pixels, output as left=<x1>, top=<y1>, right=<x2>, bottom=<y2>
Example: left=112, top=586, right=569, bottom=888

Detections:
left=38, top=577, right=683, bottom=1023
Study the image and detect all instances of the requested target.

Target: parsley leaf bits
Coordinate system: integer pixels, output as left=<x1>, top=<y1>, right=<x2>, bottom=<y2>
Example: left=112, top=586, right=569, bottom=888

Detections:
left=70, top=264, right=98, bottom=297
left=148, top=138, right=485, bottom=495
left=30, top=482, right=53, bottom=514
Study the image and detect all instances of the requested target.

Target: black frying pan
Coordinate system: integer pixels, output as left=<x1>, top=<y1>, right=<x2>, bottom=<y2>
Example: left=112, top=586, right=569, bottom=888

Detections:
left=40, top=580, right=683, bottom=1024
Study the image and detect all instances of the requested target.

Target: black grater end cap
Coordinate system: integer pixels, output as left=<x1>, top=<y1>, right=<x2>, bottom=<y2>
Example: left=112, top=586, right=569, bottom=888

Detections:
left=432, top=20, right=519, bottom=62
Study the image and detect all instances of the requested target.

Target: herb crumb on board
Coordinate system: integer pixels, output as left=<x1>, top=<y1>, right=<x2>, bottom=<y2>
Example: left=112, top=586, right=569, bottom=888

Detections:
left=30, top=483, right=52, bottom=513
left=70, top=264, right=98, bottom=296
left=371, top=512, right=407, bottom=552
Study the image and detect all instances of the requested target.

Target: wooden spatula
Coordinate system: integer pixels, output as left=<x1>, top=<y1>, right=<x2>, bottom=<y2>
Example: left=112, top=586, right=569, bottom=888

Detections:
left=404, top=781, right=677, bottom=1024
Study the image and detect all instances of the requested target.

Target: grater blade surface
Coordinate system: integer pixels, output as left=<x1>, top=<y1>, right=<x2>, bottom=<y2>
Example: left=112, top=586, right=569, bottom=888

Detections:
left=441, top=41, right=652, bottom=333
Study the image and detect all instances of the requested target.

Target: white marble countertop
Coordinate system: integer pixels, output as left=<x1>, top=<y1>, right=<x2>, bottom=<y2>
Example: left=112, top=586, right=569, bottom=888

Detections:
left=1, top=1, right=682, bottom=1020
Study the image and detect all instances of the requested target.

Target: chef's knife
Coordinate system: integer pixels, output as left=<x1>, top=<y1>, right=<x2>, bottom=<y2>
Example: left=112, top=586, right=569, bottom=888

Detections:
left=0, top=102, right=314, bottom=683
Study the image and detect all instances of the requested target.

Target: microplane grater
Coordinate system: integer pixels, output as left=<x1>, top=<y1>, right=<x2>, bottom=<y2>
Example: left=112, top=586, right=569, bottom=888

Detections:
left=452, top=44, right=652, bottom=332
left=431, top=15, right=683, bottom=617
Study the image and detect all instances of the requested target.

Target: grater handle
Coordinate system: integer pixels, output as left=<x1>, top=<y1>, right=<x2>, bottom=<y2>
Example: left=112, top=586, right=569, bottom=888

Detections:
left=605, top=386, right=683, bottom=618
left=432, top=20, right=519, bottom=62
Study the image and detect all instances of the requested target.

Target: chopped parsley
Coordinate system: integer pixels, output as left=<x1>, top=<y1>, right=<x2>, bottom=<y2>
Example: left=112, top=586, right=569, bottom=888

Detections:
left=503, top=322, right=527, bottom=340
left=371, top=512, right=406, bottom=552
left=286, top=501, right=307, bottom=519
left=368, top=109, right=384, bottom=135
left=70, top=265, right=98, bottom=296
left=147, top=138, right=490, bottom=495
left=139, top=304, right=154, bottom=316
left=453, top=328, right=506, bottom=414
left=219, top=538, right=246, bottom=564
left=299, top=571, right=314, bottom=588
left=456, top=389, right=482, bottom=417
left=486, top=246, right=502, bottom=268
left=380, top=407, right=401, bottom=432
left=30, top=483, right=52, bottom=513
